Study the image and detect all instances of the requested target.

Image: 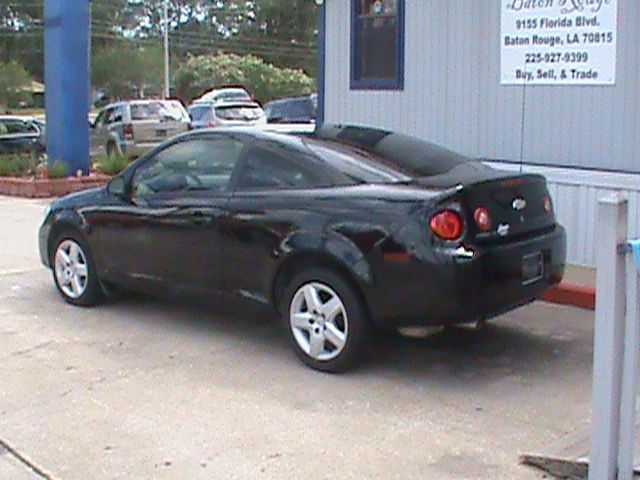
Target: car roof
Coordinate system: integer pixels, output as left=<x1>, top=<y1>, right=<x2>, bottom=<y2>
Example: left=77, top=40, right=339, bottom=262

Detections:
left=102, top=99, right=181, bottom=110
left=265, top=95, right=315, bottom=106
left=0, top=115, right=36, bottom=122
left=189, top=100, right=261, bottom=109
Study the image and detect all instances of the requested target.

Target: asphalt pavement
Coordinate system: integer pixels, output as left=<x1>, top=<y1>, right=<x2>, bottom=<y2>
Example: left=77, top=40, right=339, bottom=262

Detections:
left=0, top=195, right=595, bottom=479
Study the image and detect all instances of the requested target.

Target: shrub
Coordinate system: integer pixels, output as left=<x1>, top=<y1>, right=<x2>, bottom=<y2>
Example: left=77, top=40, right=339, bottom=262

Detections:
left=94, top=154, right=130, bottom=176
left=0, top=153, right=39, bottom=177
left=175, top=53, right=315, bottom=104
left=47, top=161, right=68, bottom=179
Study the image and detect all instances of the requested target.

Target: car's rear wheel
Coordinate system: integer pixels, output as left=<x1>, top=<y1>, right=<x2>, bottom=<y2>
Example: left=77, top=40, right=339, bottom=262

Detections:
left=283, top=268, right=370, bottom=373
left=52, top=233, right=103, bottom=306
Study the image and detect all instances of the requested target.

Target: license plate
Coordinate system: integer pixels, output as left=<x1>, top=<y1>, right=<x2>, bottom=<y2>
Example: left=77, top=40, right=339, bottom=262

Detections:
left=522, top=252, right=544, bottom=285
left=155, top=129, right=167, bottom=138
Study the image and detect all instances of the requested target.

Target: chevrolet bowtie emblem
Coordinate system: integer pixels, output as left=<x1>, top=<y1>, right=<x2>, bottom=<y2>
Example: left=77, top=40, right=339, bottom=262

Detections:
left=512, top=198, right=527, bottom=211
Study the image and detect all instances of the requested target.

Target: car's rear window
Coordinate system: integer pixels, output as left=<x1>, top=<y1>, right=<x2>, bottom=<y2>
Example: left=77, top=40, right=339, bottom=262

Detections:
left=131, top=101, right=187, bottom=122
left=305, top=140, right=411, bottom=184
left=312, top=127, right=469, bottom=180
left=215, top=105, right=262, bottom=121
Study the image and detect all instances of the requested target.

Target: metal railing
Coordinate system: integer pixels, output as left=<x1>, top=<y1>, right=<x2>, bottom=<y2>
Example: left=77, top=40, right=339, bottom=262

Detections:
left=589, top=193, right=640, bottom=480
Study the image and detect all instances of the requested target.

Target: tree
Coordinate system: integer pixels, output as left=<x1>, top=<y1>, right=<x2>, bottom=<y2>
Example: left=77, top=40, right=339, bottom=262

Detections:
left=174, top=53, right=315, bottom=104
left=92, top=45, right=164, bottom=99
left=0, top=60, right=31, bottom=109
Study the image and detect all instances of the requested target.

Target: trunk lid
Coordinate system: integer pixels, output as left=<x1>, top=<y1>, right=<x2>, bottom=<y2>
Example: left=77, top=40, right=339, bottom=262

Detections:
left=418, top=162, right=555, bottom=241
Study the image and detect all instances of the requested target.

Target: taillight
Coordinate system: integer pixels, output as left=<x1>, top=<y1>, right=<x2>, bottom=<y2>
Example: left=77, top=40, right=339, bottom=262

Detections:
left=473, top=207, right=492, bottom=232
left=430, top=210, right=463, bottom=241
left=543, top=195, right=553, bottom=213
left=123, top=124, right=134, bottom=141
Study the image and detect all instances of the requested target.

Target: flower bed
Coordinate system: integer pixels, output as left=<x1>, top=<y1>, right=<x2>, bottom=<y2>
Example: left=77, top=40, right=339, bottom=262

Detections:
left=0, top=174, right=112, bottom=198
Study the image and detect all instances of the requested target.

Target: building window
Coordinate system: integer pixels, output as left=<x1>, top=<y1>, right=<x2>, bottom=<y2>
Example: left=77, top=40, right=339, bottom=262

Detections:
left=351, top=0, right=404, bottom=90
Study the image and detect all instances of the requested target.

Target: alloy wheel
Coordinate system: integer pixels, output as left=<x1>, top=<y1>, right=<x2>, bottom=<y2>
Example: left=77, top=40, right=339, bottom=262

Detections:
left=289, top=282, right=349, bottom=362
left=54, top=239, right=89, bottom=299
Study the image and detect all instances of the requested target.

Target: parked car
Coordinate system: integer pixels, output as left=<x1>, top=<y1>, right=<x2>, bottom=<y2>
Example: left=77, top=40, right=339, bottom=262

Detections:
left=188, top=100, right=267, bottom=129
left=90, top=100, right=190, bottom=159
left=195, top=87, right=252, bottom=104
left=39, top=124, right=566, bottom=372
left=264, top=94, right=317, bottom=124
left=0, top=116, right=46, bottom=155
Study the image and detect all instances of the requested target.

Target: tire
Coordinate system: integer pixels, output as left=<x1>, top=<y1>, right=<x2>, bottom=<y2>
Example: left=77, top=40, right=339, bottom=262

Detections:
left=282, top=268, right=370, bottom=373
left=51, top=231, right=104, bottom=307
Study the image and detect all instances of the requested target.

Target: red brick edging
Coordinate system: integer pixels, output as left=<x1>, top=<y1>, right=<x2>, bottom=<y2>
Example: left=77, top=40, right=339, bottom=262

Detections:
left=542, top=283, right=596, bottom=310
left=0, top=175, right=112, bottom=198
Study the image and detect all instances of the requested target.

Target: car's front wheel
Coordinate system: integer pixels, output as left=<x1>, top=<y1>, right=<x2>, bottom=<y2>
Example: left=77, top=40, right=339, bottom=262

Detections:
left=52, top=233, right=103, bottom=306
left=283, top=268, right=370, bottom=373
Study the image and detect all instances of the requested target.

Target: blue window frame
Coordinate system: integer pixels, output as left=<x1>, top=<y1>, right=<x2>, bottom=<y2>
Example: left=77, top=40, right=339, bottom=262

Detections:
left=351, top=0, right=405, bottom=90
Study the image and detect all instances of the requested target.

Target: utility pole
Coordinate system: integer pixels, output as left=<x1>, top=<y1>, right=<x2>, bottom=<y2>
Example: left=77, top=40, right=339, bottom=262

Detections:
left=163, top=0, right=170, bottom=98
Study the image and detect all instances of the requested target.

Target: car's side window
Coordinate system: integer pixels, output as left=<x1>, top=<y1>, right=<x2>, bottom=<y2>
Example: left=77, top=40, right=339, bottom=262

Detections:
left=235, top=146, right=321, bottom=191
left=3, top=120, right=33, bottom=135
left=106, top=107, right=125, bottom=125
left=94, top=110, right=107, bottom=128
left=131, top=137, right=245, bottom=198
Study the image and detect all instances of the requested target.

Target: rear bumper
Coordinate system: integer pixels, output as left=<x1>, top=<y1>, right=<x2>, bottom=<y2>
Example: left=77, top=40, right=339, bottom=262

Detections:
left=368, top=226, right=567, bottom=328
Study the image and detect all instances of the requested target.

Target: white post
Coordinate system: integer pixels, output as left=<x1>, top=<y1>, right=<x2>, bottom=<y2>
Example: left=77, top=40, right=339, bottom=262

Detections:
left=617, top=248, right=640, bottom=480
left=163, top=0, right=170, bottom=99
left=589, top=193, right=628, bottom=480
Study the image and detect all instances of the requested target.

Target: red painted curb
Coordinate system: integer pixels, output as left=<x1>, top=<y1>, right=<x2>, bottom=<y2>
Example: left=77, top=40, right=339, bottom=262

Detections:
left=542, top=283, right=596, bottom=310
left=0, top=175, right=112, bottom=198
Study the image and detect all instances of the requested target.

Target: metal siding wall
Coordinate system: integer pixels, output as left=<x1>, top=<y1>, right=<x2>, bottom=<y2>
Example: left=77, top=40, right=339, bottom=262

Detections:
left=324, top=0, right=640, bottom=267
left=487, top=162, right=640, bottom=267
left=324, top=0, right=640, bottom=173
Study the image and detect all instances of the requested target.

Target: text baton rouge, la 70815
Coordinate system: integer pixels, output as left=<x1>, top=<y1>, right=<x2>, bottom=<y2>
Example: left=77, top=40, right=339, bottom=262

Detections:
left=501, top=0, right=618, bottom=85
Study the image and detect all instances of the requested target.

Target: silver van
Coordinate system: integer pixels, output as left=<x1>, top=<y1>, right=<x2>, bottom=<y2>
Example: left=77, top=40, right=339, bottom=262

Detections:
left=90, top=100, right=189, bottom=159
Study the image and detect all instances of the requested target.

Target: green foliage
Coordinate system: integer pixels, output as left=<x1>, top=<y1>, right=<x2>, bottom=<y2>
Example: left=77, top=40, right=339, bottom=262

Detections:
left=47, top=161, right=68, bottom=179
left=94, top=153, right=130, bottom=176
left=92, top=45, right=165, bottom=99
left=175, top=53, right=315, bottom=104
left=0, top=153, right=39, bottom=177
left=0, top=61, right=32, bottom=109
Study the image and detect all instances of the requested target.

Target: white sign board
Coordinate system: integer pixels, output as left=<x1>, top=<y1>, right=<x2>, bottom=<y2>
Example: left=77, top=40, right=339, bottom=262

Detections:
left=501, top=0, right=618, bottom=85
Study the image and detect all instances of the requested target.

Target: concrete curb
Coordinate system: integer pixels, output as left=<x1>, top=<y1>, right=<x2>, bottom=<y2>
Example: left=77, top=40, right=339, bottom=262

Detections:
left=542, top=283, right=596, bottom=310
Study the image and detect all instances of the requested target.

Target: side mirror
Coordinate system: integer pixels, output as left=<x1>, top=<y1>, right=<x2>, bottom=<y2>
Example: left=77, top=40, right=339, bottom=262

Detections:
left=107, top=176, right=126, bottom=197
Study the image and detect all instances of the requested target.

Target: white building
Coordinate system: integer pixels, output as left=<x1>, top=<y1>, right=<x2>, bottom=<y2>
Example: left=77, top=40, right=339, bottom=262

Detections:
left=317, top=0, right=639, bottom=267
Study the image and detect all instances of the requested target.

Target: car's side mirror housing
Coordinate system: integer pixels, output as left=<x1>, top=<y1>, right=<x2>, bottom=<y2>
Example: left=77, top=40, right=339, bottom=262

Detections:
left=107, top=176, right=126, bottom=197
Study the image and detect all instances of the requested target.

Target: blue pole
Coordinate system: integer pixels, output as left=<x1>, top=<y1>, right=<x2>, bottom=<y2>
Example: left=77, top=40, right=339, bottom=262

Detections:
left=317, top=2, right=326, bottom=126
left=44, top=0, right=91, bottom=175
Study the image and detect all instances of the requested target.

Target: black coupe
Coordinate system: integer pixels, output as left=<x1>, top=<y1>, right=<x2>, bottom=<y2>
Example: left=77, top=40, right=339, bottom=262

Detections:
left=39, top=125, right=566, bottom=372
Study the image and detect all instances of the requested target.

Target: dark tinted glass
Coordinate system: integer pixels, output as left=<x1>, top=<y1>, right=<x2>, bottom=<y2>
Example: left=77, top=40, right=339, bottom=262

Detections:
left=132, top=137, right=244, bottom=196
left=236, top=147, right=322, bottom=190
left=188, top=106, right=211, bottom=122
left=354, top=0, right=400, bottom=82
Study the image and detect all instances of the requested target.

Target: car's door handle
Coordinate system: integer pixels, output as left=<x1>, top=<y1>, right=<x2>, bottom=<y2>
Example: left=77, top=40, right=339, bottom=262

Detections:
left=191, top=210, right=213, bottom=225
left=189, top=207, right=225, bottom=225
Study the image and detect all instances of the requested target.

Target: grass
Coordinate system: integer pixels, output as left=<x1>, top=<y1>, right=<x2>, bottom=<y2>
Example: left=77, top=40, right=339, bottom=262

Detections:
left=0, top=153, right=40, bottom=177
left=94, top=153, right=130, bottom=176
left=47, top=161, right=68, bottom=179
